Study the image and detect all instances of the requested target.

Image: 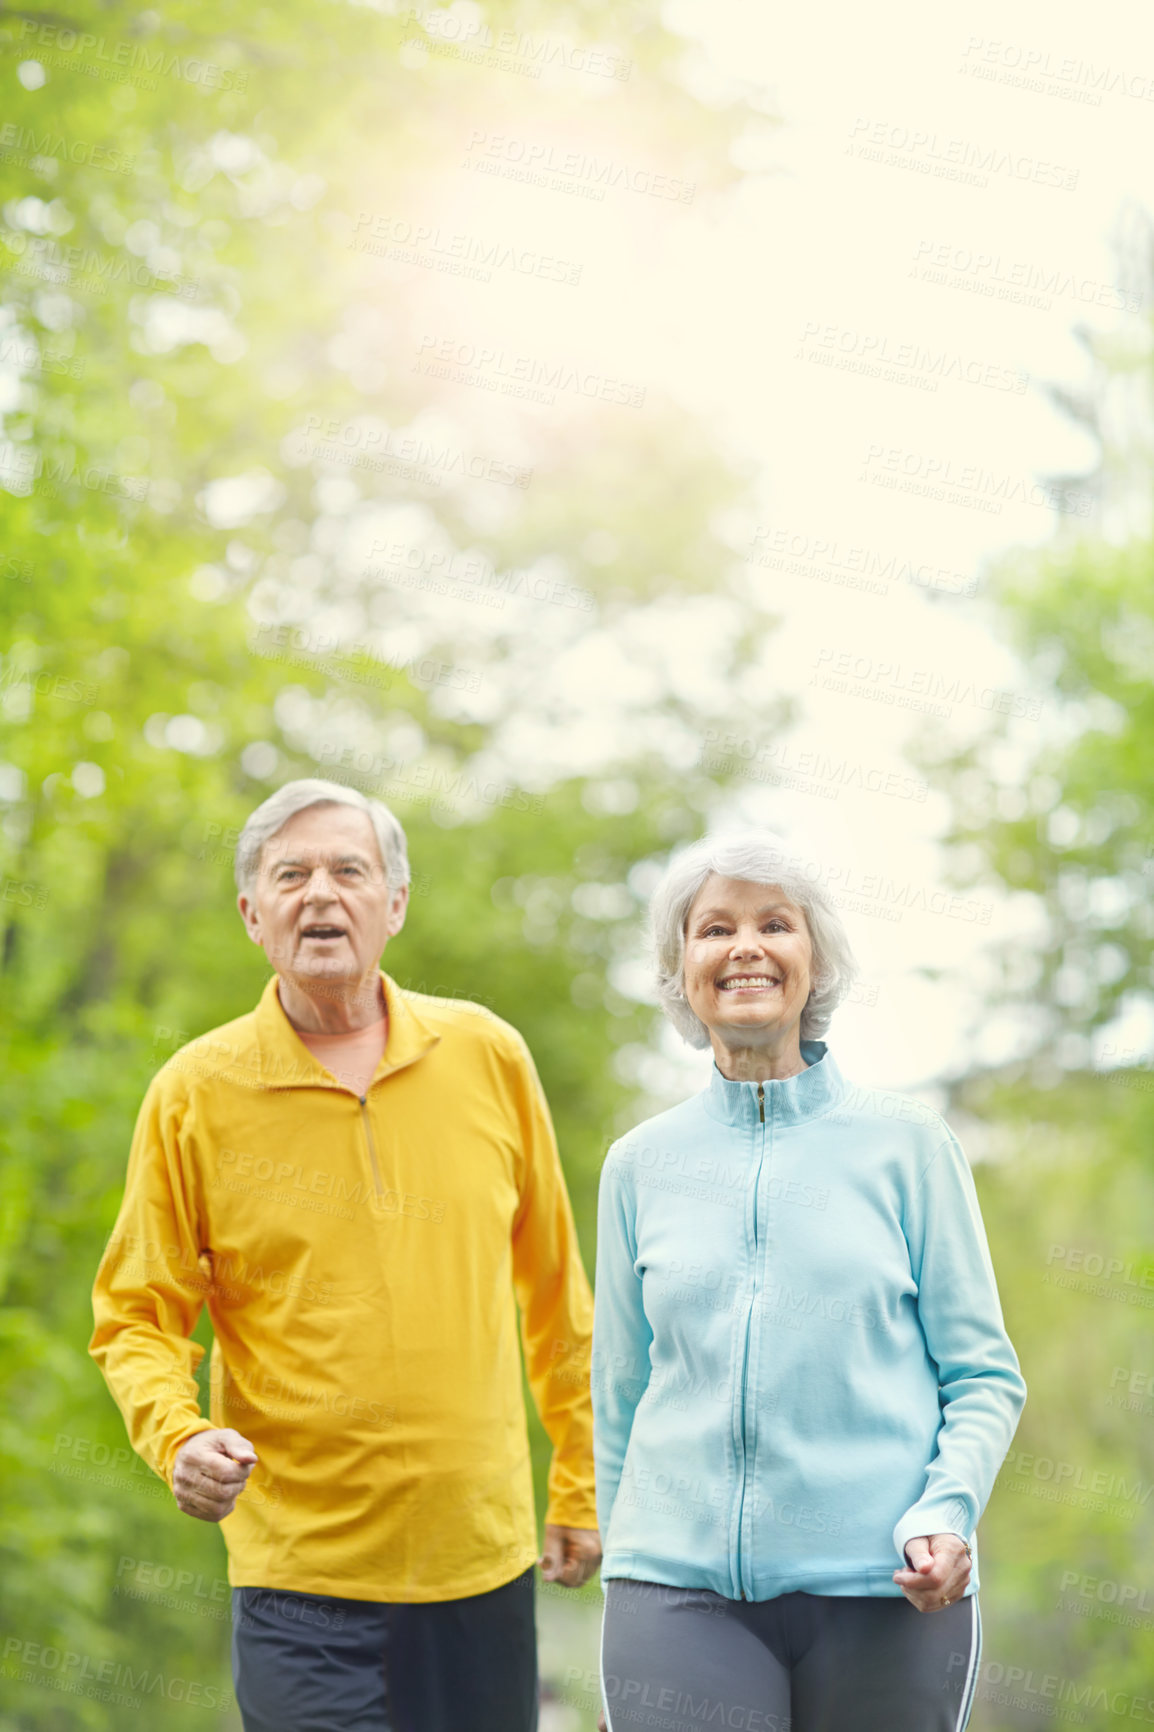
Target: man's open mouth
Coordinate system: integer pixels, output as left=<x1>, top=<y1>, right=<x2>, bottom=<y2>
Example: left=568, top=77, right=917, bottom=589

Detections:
left=301, top=926, right=347, bottom=940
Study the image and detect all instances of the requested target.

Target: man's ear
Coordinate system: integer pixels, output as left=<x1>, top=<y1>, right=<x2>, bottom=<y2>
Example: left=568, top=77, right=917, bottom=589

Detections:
left=237, top=891, right=263, bottom=946
left=386, top=882, right=410, bottom=938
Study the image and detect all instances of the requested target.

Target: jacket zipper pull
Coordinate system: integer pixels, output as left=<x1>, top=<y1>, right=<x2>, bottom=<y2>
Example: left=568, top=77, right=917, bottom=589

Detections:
left=757, top=1082, right=765, bottom=1124
left=359, top=1094, right=384, bottom=1197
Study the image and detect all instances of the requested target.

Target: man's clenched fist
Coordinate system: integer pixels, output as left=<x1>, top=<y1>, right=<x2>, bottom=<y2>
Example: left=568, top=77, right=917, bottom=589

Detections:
left=538, top=1525, right=602, bottom=1589
left=173, top=1429, right=258, bottom=1522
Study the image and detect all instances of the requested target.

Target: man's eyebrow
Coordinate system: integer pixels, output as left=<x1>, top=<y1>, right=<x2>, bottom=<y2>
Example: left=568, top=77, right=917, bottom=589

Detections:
left=270, top=852, right=374, bottom=867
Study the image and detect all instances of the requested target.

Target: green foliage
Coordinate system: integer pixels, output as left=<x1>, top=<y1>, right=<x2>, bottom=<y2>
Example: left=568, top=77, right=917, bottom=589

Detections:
left=957, top=1072, right=1154, bottom=1723
left=911, top=276, right=1154, bottom=1720
left=914, top=534, right=1154, bottom=1061
left=0, top=2, right=779, bottom=1725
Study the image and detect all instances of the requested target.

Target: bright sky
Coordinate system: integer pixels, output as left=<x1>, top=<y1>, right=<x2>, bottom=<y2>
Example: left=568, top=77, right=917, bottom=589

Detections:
left=637, top=0, right=1154, bottom=1110
left=362, top=0, right=1154, bottom=1120
left=121, top=0, right=1150, bottom=1122
left=2, top=5, right=1147, bottom=1113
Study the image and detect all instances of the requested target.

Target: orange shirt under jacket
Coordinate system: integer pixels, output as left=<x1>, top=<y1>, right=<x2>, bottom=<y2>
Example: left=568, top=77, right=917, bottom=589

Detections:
left=90, top=972, right=597, bottom=1602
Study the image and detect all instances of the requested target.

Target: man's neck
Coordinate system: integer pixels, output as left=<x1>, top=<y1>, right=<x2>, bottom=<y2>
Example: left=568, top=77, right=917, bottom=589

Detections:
left=276, top=971, right=388, bottom=1035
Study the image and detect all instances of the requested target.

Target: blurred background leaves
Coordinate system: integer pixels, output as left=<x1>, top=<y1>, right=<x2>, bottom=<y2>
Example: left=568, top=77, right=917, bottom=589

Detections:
left=1, top=1, right=1152, bottom=1726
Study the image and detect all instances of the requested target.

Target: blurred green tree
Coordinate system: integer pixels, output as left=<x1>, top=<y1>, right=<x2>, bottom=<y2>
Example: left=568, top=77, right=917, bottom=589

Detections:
left=0, top=3, right=783, bottom=1725
left=911, top=208, right=1154, bottom=1726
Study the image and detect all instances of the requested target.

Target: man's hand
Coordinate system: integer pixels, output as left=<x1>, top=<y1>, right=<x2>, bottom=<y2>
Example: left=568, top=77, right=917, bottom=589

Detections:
left=538, top=1524, right=601, bottom=1589
left=893, top=1533, right=972, bottom=1612
left=172, top=1429, right=258, bottom=1522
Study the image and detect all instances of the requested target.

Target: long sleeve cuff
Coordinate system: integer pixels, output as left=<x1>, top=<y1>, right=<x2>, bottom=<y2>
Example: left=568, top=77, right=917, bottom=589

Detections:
left=893, top=1495, right=973, bottom=1563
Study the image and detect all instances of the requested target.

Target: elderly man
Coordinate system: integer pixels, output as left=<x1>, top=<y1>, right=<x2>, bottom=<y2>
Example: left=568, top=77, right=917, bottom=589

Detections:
left=91, top=778, right=601, bottom=1732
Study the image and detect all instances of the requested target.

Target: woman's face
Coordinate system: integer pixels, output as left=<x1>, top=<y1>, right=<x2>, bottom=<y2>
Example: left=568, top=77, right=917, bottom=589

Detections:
left=682, top=874, right=814, bottom=1049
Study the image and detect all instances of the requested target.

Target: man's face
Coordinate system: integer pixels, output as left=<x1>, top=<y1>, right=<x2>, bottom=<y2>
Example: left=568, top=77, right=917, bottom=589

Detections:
left=237, top=804, right=408, bottom=992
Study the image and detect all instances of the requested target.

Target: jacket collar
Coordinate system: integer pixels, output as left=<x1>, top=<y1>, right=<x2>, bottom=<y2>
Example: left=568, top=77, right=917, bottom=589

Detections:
left=701, top=1040, right=846, bottom=1129
left=252, top=969, right=441, bottom=1090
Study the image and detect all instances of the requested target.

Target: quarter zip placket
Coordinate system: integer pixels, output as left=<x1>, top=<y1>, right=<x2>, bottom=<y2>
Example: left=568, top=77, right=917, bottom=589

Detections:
left=733, top=1080, right=767, bottom=1600
left=358, top=1093, right=384, bottom=1197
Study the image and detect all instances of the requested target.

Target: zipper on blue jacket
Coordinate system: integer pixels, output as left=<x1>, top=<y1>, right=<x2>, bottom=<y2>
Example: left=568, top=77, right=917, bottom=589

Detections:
left=734, top=1080, right=766, bottom=1599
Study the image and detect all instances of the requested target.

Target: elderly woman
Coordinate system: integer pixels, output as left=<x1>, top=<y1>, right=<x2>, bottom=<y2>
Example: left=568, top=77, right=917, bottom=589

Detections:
left=592, top=834, right=1025, bottom=1732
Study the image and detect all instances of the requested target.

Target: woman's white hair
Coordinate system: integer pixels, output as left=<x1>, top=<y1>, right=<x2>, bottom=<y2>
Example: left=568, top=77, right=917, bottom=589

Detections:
left=234, top=779, right=411, bottom=896
left=649, top=831, right=858, bottom=1046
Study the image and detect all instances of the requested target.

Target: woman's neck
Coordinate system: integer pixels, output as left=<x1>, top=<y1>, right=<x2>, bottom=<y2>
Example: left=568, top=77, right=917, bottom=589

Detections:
left=710, top=1034, right=809, bottom=1083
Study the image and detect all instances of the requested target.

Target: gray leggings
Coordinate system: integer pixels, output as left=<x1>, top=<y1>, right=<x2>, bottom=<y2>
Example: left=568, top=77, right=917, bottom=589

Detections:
left=600, top=1580, right=980, bottom=1732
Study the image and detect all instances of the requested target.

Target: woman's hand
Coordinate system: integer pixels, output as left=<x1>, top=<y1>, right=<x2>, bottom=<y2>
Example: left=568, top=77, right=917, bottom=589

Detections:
left=892, top=1533, right=972, bottom=1612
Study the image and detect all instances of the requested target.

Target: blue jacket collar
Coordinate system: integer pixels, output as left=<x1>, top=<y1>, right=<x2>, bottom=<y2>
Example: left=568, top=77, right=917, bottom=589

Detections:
left=702, top=1040, right=846, bottom=1128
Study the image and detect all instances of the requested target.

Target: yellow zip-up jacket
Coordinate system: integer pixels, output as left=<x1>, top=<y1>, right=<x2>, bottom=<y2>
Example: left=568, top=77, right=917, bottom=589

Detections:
left=90, top=971, right=597, bottom=1602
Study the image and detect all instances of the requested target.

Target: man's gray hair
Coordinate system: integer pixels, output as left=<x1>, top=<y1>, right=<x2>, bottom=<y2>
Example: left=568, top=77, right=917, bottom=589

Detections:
left=648, top=831, right=858, bottom=1046
left=234, top=779, right=411, bottom=896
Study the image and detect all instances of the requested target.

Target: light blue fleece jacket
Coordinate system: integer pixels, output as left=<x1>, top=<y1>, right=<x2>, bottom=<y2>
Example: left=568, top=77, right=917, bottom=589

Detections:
left=592, top=1041, right=1026, bottom=1601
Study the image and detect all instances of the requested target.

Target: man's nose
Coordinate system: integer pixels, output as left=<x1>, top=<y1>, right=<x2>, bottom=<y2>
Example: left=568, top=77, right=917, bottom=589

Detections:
left=303, top=867, right=339, bottom=900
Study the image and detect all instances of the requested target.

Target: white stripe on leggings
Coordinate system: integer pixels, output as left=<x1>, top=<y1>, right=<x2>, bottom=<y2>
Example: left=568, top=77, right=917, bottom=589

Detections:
left=598, top=1583, right=981, bottom=1732
left=953, top=1596, right=981, bottom=1732
left=599, top=1593, right=615, bottom=1732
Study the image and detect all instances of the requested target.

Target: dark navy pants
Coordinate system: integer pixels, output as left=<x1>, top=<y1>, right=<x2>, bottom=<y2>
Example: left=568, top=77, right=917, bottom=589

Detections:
left=232, top=1568, right=538, bottom=1732
left=601, top=1579, right=981, bottom=1732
